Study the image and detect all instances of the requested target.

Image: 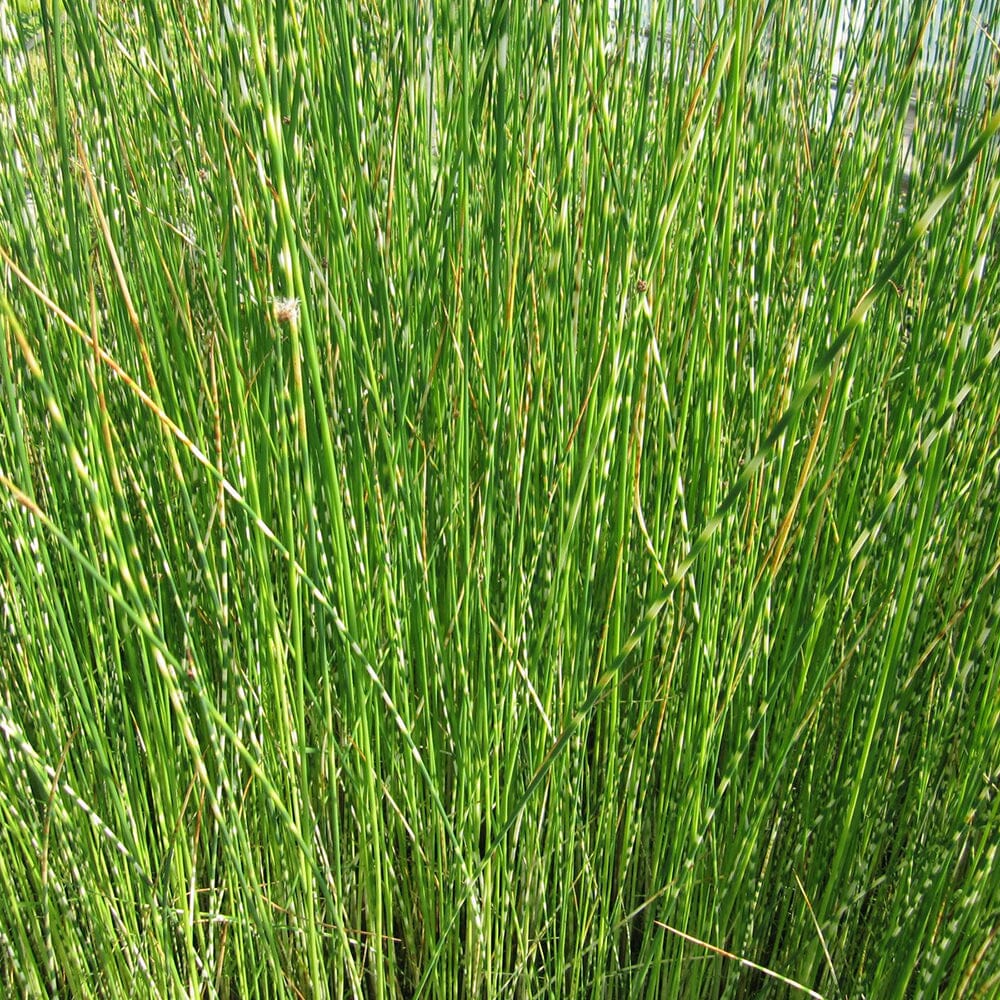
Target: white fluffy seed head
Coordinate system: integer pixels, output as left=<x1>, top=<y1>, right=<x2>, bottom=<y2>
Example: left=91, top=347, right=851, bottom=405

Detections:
left=272, top=297, right=300, bottom=324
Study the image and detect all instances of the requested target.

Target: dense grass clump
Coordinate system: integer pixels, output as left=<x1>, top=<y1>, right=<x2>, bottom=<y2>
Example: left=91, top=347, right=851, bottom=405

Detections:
left=1, top=0, right=999, bottom=996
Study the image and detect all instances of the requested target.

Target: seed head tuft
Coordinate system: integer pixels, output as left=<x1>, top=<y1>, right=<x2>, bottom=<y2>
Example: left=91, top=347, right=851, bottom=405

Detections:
left=272, top=297, right=300, bottom=324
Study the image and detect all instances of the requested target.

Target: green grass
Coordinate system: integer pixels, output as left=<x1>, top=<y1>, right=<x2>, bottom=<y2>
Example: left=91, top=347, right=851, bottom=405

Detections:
left=1, top=0, right=999, bottom=996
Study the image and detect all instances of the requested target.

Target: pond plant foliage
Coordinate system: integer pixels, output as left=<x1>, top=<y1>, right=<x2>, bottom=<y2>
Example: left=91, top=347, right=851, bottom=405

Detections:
left=0, top=0, right=999, bottom=996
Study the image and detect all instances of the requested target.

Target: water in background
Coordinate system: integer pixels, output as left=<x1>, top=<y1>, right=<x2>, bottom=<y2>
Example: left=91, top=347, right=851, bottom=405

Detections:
left=607, top=0, right=996, bottom=108
left=606, top=1, right=998, bottom=185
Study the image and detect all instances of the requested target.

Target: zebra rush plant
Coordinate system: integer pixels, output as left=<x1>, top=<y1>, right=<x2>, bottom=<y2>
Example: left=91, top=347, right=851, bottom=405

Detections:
left=1, top=0, right=999, bottom=995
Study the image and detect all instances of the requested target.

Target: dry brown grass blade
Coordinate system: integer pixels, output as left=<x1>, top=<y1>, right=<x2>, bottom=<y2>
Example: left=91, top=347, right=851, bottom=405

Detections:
left=654, top=919, right=827, bottom=998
